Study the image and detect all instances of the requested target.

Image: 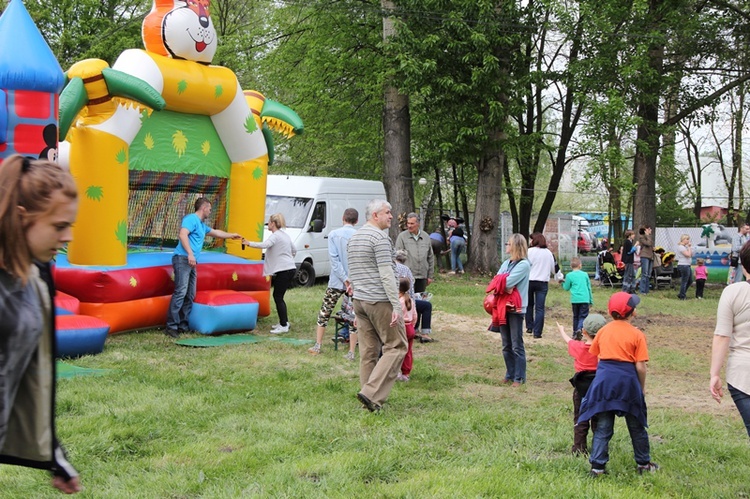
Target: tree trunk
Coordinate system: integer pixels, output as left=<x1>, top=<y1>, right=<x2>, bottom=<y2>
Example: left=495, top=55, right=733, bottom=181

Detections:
left=733, top=88, right=744, bottom=225
left=469, top=134, right=504, bottom=274
left=382, top=0, right=413, bottom=239
left=632, top=31, right=664, bottom=233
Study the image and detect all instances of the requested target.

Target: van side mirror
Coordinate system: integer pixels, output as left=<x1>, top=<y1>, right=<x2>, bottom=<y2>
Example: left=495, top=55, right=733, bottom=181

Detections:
left=310, top=219, right=324, bottom=233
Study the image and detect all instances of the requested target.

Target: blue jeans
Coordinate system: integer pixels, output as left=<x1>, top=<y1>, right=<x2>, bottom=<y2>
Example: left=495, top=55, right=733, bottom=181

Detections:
left=729, top=384, right=750, bottom=438
left=622, top=263, right=636, bottom=293
left=678, top=264, right=693, bottom=299
left=639, top=257, right=653, bottom=294
left=499, top=312, right=526, bottom=383
left=572, top=303, right=589, bottom=333
left=589, top=411, right=651, bottom=469
left=415, top=299, right=432, bottom=332
left=525, top=280, right=548, bottom=337
left=450, top=238, right=465, bottom=272
left=167, top=255, right=197, bottom=332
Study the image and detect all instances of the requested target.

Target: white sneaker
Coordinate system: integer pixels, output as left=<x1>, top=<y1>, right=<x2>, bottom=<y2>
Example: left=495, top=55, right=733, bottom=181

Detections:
left=344, top=351, right=355, bottom=361
left=270, top=323, right=281, bottom=329
left=270, top=323, right=290, bottom=334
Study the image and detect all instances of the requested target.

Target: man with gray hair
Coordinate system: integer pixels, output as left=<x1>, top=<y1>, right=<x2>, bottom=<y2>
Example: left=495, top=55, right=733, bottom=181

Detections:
left=347, top=199, right=407, bottom=412
left=395, top=211, right=435, bottom=293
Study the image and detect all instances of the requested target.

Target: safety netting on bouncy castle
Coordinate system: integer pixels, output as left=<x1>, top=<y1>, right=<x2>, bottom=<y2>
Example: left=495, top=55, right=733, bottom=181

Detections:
left=127, top=110, right=230, bottom=251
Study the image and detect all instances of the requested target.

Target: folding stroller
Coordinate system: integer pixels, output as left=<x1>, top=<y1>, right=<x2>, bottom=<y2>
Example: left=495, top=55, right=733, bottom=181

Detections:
left=651, top=249, right=675, bottom=289
left=332, top=295, right=355, bottom=350
left=599, top=262, right=623, bottom=287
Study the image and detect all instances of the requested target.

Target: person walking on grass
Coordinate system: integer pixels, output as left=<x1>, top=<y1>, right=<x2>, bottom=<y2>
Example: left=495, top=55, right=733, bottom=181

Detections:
left=558, top=315, right=607, bottom=455
left=578, top=292, right=659, bottom=478
left=0, top=155, right=81, bottom=493
left=710, top=241, right=750, bottom=438
left=308, top=208, right=358, bottom=358
left=348, top=199, right=406, bottom=412
left=562, top=257, right=593, bottom=339
left=242, top=213, right=297, bottom=334
left=167, top=197, right=241, bottom=338
left=397, top=277, right=417, bottom=382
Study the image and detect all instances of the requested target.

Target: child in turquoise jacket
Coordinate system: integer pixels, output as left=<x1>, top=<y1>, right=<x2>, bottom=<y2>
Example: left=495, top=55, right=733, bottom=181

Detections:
left=562, top=257, right=594, bottom=337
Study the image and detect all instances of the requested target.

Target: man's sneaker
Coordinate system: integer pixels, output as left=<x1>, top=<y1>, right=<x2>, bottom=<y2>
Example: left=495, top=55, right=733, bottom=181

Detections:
left=308, top=343, right=321, bottom=355
left=270, top=323, right=290, bottom=334
left=589, top=468, right=607, bottom=478
left=637, top=462, right=660, bottom=474
left=396, top=373, right=410, bottom=382
left=344, top=351, right=355, bottom=361
left=164, top=328, right=180, bottom=339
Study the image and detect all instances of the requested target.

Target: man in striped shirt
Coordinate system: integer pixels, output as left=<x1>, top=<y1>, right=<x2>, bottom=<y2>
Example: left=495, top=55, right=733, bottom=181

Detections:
left=347, top=199, right=407, bottom=412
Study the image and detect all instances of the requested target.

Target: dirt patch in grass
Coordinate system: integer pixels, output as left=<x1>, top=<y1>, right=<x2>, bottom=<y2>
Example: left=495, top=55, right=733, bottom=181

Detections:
left=426, top=309, right=732, bottom=417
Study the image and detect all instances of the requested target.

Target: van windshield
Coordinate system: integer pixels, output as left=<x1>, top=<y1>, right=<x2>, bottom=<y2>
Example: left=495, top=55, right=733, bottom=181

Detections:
left=265, top=195, right=314, bottom=228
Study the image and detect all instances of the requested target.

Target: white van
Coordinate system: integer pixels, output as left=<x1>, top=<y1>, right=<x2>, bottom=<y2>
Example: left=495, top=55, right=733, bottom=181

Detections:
left=264, top=175, right=387, bottom=286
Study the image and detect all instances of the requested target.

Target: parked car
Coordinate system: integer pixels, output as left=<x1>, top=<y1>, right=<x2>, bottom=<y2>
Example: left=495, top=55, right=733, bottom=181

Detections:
left=577, top=229, right=594, bottom=254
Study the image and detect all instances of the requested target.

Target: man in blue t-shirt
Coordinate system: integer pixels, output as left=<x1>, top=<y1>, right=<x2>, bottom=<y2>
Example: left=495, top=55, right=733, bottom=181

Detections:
left=166, top=197, right=241, bottom=337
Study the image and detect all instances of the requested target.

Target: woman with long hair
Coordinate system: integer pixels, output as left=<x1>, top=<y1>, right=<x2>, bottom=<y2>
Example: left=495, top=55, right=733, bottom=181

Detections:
left=0, top=155, right=81, bottom=493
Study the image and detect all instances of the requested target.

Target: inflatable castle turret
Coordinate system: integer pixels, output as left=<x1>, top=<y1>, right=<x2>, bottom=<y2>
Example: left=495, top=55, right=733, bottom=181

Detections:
left=0, top=0, right=64, bottom=163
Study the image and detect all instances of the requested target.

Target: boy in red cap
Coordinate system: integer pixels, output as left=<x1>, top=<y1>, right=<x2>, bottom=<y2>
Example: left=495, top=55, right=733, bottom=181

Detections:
left=578, top=292, right=659, bottom=477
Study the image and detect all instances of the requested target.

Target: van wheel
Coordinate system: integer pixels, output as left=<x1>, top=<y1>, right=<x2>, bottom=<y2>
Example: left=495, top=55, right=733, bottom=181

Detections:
left=295, top=262, right=316, bottom=287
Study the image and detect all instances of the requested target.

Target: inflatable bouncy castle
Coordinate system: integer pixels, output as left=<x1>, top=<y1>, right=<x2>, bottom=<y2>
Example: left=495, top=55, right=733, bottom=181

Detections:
left=2, top=0, right=303, bottom=342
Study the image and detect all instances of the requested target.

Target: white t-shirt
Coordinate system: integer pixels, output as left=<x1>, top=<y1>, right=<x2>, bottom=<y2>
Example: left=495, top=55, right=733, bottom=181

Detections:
left=527, top=247, right=556, bottom=282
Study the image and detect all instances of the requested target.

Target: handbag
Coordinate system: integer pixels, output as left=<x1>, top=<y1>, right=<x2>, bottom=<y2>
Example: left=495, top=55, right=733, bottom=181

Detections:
left=483, top=292, right=496, bottom=315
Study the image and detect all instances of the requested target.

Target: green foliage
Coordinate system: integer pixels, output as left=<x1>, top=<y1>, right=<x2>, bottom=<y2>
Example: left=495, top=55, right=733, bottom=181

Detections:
left=18, top=0, right=149, bottom=69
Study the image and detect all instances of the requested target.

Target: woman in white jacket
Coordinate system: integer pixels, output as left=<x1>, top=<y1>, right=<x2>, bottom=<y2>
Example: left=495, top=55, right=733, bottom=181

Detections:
left=243, top=213, right=297, bottom=334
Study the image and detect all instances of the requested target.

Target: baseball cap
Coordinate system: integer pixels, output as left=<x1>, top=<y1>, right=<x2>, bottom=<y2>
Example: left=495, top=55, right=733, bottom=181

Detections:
left=582, top=314, right=607, bottom=337
left=608, top=291, right=640, bottom=318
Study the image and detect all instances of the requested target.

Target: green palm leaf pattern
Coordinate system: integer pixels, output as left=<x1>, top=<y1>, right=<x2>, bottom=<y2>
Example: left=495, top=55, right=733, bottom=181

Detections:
left=244, top=114, right=257, bottom=134
left=252, top=166, right=264, bottom=180
left=116, top=148, right=127, bottom=164
left=115, top=220, right=128, bottom=248
left=85, top=185, right=103, bottom=201
left=177, top=80, right=188, bottom=94
left=255, top=222, right=264, bottom=241
left=215, top=85, right=223, bottom=99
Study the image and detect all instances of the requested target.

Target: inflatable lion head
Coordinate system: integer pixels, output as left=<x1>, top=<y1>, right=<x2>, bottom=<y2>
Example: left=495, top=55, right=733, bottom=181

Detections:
left=142, top=0, right=217, bottom=63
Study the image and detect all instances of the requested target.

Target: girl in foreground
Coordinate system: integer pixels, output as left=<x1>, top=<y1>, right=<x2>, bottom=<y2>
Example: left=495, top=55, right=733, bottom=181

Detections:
left=0, top=155, right=81, bottom=493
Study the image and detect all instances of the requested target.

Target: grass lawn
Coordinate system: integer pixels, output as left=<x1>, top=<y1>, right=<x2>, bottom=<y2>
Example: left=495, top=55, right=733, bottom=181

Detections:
left=2, top=274, right=749, bottom=498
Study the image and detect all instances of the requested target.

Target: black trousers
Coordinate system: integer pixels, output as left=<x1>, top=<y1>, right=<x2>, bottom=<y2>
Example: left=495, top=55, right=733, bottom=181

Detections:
left=272, top=269, right=296, bottom=325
